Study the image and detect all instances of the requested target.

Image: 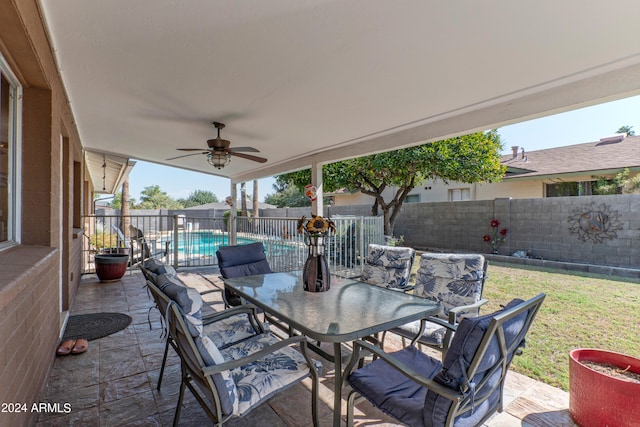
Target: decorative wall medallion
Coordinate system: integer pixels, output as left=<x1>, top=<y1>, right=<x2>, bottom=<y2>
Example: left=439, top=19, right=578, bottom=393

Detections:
left=568, top=203, right=623, bottom=243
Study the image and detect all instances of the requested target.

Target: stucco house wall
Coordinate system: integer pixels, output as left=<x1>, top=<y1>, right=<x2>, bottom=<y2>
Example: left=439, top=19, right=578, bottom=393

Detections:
left=475, top=179, right=543, bottom=199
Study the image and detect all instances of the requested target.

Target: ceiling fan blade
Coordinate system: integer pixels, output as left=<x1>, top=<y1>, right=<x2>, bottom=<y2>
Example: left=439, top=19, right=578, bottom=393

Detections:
left=228, top=151, right=267, bottom=163
left=166, top=151, right=208, bottom=160
left=229, top=146, right=260, bottom=153
left=177, top=148, right=209, bottom=151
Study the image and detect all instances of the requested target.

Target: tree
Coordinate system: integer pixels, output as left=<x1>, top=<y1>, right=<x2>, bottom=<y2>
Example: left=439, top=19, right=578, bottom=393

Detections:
left=177, top=190, right=219, bottom=208
left=109, top=192, right=137, bottom=210
left=595, top=168, right=640, bottom=194
left=616, top=125, right=635, bottom=136
left=277, top=131, right=506, bottom=235
left=617, top=168, right=640, bottom=193
left=110, top=192, right=122, bottom=209
left=264, top=181, right=312, bottom=208
left=138, top=185, right=183, bottom=209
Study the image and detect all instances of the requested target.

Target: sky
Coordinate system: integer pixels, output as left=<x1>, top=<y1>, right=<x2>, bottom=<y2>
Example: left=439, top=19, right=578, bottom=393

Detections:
left=125, top=94, right=640, bottom=203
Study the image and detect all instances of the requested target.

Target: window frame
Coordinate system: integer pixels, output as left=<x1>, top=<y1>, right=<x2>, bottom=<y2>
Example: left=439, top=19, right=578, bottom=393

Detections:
left=0, top=53, right=22, bottom=250
left=448, top=187, right=470, bottom=202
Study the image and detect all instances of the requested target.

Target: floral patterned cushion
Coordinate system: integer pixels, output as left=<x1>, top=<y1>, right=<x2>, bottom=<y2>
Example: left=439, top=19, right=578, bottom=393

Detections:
left=154, top=272, right=265, bottom=347
left=361, top=244, right=415, bottom=289
left=196, top=335, right=239, bottom=416
left=220, top=333, right=321, bottom=416
left=413, top=253, right=485, bottom=320
left=203, top=314, right=268, bottom=350
left=390, top=318, right=447, bottom=347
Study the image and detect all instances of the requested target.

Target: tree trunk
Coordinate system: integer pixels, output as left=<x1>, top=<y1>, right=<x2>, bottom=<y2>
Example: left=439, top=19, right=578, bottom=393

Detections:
left=382, top=207, right=393, bottom=236
left=240, top=182, right=248, bottom=217
left=121, top=181, right=130, bottom=239
left=252, top=180, right=259, bottom=218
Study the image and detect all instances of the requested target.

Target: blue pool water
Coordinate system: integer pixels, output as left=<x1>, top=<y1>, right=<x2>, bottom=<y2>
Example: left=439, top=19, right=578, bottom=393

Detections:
left=172, top=232, right=258, bottom=258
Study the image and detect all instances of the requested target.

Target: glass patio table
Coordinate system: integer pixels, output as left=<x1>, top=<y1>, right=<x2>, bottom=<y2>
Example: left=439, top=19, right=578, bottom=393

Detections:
left=222, top=270, right=441, bottom=426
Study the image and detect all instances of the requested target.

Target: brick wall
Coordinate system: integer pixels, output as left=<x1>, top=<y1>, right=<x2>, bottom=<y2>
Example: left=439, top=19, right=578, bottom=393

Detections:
left=0, top=247, right=59, bottom=427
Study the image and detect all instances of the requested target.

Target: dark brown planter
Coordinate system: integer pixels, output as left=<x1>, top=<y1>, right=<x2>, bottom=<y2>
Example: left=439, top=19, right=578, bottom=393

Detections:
left=569, top=348, right=640, bottom=427
left=95, top=253, right=129, bottom=282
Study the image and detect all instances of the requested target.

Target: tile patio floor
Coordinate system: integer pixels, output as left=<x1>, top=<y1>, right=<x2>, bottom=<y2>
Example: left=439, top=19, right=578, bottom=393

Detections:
left=36, top=270, right=577, bottom=426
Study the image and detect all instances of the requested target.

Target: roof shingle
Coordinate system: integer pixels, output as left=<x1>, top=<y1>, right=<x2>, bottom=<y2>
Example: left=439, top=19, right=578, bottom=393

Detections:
left=501, top=135, right=640, bottom=179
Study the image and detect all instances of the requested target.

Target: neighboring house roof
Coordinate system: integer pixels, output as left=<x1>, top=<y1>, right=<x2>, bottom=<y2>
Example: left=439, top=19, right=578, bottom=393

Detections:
left=183, top=201, right=276, bottom=210
left=502, top=134, right=640, bottom=179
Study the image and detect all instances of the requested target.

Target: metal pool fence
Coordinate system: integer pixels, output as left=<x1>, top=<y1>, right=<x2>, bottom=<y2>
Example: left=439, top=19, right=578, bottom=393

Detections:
left=82, top=214, right=384, bottom=276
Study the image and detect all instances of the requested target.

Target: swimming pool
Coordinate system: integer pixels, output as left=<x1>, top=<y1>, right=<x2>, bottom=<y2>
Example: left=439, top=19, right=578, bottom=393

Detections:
left=172, top=232, right=258, bottom=258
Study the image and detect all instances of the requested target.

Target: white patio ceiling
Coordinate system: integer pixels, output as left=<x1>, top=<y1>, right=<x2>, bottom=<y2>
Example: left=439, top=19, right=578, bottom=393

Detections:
left=39, top=1, right=640, bottom=185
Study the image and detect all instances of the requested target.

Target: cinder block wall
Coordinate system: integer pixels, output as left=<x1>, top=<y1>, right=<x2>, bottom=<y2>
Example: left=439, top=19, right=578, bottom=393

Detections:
left=110, top=195, right=639, bottom=269
left=391, top=194, right=640, bottom=268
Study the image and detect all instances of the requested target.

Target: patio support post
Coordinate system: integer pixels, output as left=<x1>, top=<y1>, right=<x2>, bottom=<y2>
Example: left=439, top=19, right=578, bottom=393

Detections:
left=311, top=162, right=323, bottom=217
left=229, top=181, right=237, bottom=245
left=173, top=215, right=179, bottom=270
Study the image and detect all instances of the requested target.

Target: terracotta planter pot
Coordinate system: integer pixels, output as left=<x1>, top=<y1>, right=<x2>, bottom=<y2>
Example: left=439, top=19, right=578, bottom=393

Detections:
left=94, top=253, right=129, bottom=282
left=569, top=348, right=640, bottom=427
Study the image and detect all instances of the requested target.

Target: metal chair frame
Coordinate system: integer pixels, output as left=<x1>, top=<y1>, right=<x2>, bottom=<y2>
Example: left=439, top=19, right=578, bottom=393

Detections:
left=166, top=291, right=320, bottom=426
left=346, top=293, right=545, bottom=427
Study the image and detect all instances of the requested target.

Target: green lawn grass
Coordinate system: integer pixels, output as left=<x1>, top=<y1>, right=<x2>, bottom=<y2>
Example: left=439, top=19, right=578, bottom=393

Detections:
left=476, top=262, right=640, bottom=391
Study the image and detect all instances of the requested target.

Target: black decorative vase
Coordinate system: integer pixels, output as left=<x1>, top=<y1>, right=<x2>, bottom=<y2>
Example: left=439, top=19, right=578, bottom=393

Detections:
left=302, top=235, right=330, bottom=292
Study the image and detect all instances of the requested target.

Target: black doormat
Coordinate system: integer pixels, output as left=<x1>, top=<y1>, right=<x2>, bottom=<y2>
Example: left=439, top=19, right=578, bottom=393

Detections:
left=62, top=312, right=132, bottom=341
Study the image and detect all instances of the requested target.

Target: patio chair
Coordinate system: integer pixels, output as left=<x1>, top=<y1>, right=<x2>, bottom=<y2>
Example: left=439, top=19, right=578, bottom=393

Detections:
left=143, top=260, right=266, bottom=391
left=216, top=242, right=272, bottom=307
left=166, top=288, right=320, bottom=426
left=360, top=244, right=415, bottom=289
left=345, top=293, right=546, bottom=427
left=383, top=253, right=488, bottom=356
left=215, top=242, right=297, bottom=336
left=129, top=225, right=151, bottom=260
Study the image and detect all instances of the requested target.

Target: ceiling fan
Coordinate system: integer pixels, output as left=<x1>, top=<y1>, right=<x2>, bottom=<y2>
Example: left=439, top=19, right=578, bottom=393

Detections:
left=167, top=122, right=267, bottom=169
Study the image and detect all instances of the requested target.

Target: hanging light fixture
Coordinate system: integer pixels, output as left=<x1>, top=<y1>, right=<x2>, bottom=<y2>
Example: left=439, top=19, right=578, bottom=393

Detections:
left=207, top=151, right=231, bottom=169
left=168, top=122, right=266, bottom=169
left=102, top=154, right=107, bottom=191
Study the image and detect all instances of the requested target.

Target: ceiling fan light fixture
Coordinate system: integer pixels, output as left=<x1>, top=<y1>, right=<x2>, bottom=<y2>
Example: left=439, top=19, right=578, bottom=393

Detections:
left=207, top=151, right=231, bottom=169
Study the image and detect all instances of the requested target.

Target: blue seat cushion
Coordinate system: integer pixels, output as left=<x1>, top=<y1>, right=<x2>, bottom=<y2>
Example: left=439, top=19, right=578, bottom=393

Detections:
left=156, top=273, right=203, bottom=337
left=216, top=243, right=272, bottom=279
left=424, top=298, right=527, bottom=426
left=142, top=258, right=176, bottom=281
left=348, top=346, right=442, bottom=426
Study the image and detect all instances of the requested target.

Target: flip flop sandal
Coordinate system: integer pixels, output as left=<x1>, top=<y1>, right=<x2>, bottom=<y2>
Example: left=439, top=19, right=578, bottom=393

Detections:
left=57, top=339, right=76, bottom=356
left=72, top=338, right=89, bottom=354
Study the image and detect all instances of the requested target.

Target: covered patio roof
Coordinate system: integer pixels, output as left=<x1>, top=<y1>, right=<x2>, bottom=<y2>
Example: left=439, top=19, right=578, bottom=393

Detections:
left=85, top=150, right=136, bottom=195
left=39, top=1, right=640, bottom=185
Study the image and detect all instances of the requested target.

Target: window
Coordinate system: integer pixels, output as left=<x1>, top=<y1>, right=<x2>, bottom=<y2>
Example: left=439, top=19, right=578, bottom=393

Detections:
left=448, top=188, right=470, bottom=201
left=405, top=194, right=420, bottom=203
left=545, top=180, right=619, bottom=197
left=0, top=55, right=21, bottom=248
